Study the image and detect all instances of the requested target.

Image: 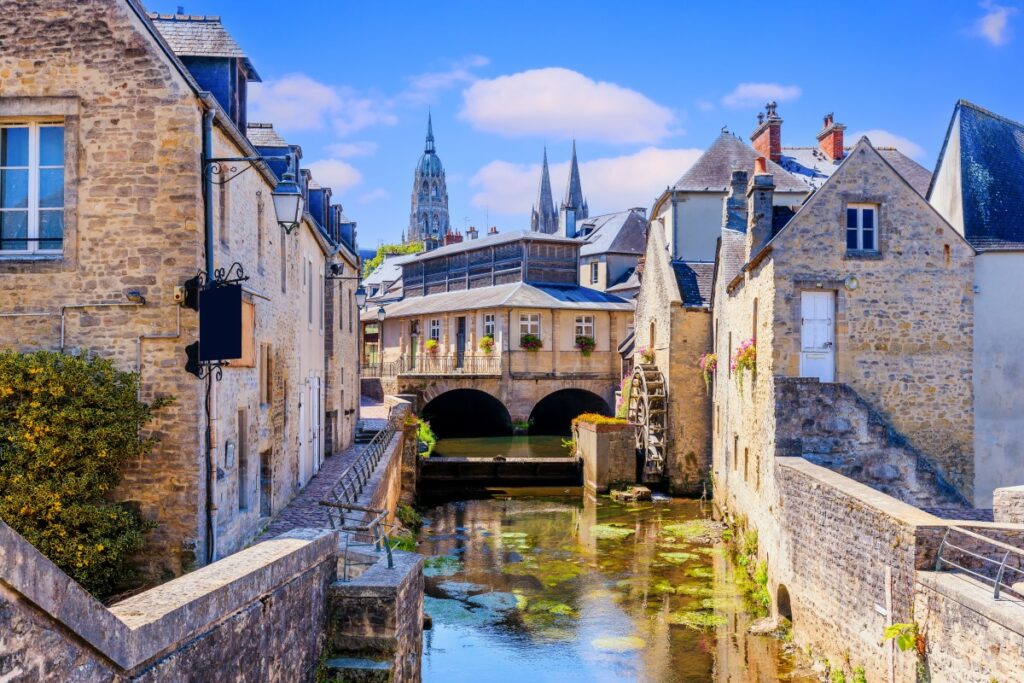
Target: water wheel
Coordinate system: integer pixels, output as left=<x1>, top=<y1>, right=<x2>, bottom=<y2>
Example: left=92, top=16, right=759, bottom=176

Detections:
left=627, top=363, right=667, bottom=483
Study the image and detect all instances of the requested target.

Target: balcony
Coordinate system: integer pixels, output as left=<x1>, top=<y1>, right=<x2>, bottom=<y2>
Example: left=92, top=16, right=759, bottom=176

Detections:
left=361, top=354, right=501, bottom=378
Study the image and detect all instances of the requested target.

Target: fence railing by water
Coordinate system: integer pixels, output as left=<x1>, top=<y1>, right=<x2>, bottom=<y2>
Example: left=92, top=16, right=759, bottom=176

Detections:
left=934, top=525, right=1024, bottom=600
left=318, top=501, right=395, bottom=581
left=361, top=354, right=501, bottom=377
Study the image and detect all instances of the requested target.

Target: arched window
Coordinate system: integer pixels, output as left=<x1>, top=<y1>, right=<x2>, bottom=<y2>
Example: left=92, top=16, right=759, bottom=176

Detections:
left=431, top=184, right=439, bottom=198
left=420, top=181, right=428, bottom=198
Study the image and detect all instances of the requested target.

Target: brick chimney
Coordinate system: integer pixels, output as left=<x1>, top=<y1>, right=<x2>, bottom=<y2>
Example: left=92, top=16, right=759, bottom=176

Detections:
left=750, top=101, right=783, bottom=163
left=746, top=157, right=775, bottom=259
left=443, top=231, right=463, bottom=246
left=816, top=112, right=846, bottom=161
left=467, top=226, right=478, bottom=240
left=488, top=226, right=498, bottom=235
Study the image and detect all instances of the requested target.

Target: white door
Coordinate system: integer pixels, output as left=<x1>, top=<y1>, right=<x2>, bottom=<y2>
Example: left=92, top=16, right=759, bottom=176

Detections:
left=311, top=377, right=322, bottom=472
left=800, top=291, right=835, bottom=382
left=298, top=384, right=308, bottom=485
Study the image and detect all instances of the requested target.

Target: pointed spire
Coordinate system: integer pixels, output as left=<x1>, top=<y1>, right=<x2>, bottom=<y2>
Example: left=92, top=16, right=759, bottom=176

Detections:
left=425, top=111, right=435, bottom=153
left=531, top=147, right=558, bottom=233
left=562, top=140, right=587, bottom=218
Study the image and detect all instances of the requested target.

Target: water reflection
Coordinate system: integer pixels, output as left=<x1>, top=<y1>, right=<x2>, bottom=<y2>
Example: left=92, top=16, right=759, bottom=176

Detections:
left=432, top=435, right=571, bottom=459
left=417, top=489, right=811, bottom=683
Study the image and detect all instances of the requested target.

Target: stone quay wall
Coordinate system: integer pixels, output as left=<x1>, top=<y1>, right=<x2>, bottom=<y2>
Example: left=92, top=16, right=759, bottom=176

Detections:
left=577, top=420, right=635, bottom=493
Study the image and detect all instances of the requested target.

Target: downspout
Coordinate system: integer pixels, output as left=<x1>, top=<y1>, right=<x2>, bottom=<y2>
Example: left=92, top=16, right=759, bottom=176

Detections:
left=201, top=105, right=216, bottom=564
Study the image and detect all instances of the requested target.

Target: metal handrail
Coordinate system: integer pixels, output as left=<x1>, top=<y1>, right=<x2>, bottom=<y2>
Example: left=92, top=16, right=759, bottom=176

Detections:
left=934, top=526, right=1024, bottom=600
left=319, top=501, right=395, bottom=581
left=360, top=354, right=501, bottom=377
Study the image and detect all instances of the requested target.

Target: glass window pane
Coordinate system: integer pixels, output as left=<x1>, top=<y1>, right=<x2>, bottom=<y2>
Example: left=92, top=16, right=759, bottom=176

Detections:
left=846, top=208, right=857, bottom=229
left=39, top=127, right=64, bottom=166
left=0, top=210, right=28, bottom=250
left=847, top=228, right=858, bottom=250
left=1, top=169, right=28, bottom=208
left=0, top=128, right=29, bottom=166
left=39, top=168, right=64, bottom=208
left=862, top=209, right=874, bottom=230
left=862, top=228, right=875, bottom=251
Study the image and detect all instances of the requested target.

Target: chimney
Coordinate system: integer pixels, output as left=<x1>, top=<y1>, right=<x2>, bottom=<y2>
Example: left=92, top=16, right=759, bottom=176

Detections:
left=750, top=101, right=783, bottom=163
left=816, top=112, right=846, bottom=161
left=488, top=226, right=498, bottom=235
left=746, top=158, right=775, bottom=259
left=443, top=231, right=463, bottom=246
left=722, top=169, right=749, bottom=234
left=467, top=226, right=478, bottom=240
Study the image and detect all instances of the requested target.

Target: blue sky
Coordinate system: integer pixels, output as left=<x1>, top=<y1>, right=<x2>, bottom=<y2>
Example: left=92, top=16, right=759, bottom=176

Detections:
left=150, top=0, right=1024, bottom=249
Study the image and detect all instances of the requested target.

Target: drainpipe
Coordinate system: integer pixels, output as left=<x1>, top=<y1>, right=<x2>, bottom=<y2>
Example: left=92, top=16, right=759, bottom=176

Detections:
left=201, top=105, right=216, bottom=564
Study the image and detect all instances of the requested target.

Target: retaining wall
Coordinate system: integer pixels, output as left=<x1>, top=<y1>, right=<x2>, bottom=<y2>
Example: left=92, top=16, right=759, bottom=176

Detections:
left=576, top=420, right=635, bottom=493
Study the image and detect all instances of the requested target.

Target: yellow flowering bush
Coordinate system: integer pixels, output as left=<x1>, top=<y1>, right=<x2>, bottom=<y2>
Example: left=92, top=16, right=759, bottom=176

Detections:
left=0, top=351, right=169, bottom=597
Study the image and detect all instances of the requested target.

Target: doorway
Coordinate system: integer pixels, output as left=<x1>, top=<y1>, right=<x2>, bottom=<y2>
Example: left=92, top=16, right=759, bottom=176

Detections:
left=799, top=290, right=835, bottom=382
left=456, top=316, right=467, bottom=369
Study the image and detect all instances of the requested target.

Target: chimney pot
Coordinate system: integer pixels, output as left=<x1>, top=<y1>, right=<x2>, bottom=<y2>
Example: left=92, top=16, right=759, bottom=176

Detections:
left=816, top=113, right=846, bottom=162
left=755, top=156, right=768, bottom=175
left=751, top=106, right=783, bottom=163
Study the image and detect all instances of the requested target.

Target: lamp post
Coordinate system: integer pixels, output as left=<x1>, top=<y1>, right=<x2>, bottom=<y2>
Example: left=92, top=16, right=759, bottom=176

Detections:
left=377, top=306, right=386, bottom=322
left=271, top=172, right=303, bottom=234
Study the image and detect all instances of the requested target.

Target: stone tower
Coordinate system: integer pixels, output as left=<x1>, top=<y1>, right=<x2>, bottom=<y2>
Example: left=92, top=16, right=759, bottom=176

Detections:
left=408, top=113, right=450, bottom=249
left=559, top=140, right=588, bottom=237
left=531, top=147, right=558, bottom=234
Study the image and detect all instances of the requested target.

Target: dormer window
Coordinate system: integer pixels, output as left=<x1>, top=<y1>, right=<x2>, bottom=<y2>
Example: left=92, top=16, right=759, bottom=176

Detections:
left=846, top=204, right=877, bottom=252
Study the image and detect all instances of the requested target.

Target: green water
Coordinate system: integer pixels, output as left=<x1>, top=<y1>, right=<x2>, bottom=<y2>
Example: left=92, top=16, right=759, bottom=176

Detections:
left=416, top=490, right=813, bottom=683
left=432, top=435, right=570, bottom=459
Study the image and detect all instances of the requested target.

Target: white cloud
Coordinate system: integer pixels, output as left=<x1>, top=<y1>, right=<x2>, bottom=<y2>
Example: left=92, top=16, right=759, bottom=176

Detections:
left=326, top=141, right=378, bottom=158
left=974, top=1, right=1017, bottom=45
left=306, top=159, right=363, bottom=193
left=460, top=68, right=676, bottom=144
left=696, top=100, right=715, bottom=112
left=358, top=188, right=390, bottom=204
left=469, top=147, right=703, bottom=219
left=848, top=129, right=925, bottom=159
left=721, top=82, right=802, bottom=109
left=403, top=55, right=489, bottom=103
left=249, top=73, right=396, bottom=136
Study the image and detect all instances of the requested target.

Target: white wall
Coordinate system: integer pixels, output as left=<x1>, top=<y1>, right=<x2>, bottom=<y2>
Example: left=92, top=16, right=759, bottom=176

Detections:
left=974, top=251, right=1024, bottom=505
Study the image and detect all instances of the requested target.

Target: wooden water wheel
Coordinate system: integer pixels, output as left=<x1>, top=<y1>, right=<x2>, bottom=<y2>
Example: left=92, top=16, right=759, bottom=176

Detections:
left=627, top=363, right=667, bottom=483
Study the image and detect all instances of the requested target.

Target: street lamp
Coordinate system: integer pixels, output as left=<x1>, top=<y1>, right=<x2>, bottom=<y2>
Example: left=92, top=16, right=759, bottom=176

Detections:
left=271, top=172, right=304, bottom=234
left=355, top=286, right=367, bottom=308
left=376, top=306, right=386, bottom=322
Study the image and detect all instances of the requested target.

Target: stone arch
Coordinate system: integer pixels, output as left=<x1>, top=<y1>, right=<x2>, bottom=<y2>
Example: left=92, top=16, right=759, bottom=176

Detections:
left=528, top=388, right=612, bottom=436
left=776, top=583, right=793, bottom=622
left=421, top=388, right=512, bottom=438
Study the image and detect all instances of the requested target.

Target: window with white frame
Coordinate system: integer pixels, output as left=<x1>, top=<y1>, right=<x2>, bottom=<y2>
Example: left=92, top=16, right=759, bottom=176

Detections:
left=428, top=318, right=441, bottom=341
left=519, top=313, right=540, bottom=336
left=575, top=314, right=594, bottom=337
left=846, top=204, right=877, bottom=251
left=483, top=313, right=495, bottom=337
left=1, top=123, right=65, bottom=254
left=590, top=261, right=599, bottom=284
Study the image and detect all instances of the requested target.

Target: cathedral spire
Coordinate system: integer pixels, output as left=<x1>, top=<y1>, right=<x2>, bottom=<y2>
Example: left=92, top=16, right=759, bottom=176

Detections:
left=562, top=140, right=587, bottom=215
left=425, top=111, right=435, bottom=153
left=531, top=147, right=558, bottom=234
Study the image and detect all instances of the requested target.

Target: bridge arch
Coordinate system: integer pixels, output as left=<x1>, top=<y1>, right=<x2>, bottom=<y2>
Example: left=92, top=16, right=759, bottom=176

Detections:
left=528, top=388, right=612, bottom=436
left=421, top=388, right=512, bottom=438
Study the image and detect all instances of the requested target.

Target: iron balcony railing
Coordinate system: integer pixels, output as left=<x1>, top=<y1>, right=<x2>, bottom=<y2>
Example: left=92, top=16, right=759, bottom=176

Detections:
left=361, top=354, right=501, bottom=378
left=934, top=525, right=1024, bottom=600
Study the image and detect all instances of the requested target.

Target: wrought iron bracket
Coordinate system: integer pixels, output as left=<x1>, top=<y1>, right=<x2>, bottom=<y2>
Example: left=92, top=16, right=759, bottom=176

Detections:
left=197, top=360, right=229, bottom=381
left=204, top=155, right=289, bottom=186
left=198, top=261, right=249, bottom=288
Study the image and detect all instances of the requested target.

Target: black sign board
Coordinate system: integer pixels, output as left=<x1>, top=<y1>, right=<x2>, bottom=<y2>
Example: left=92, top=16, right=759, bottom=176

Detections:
left=199, top=284, right=243, bottom=362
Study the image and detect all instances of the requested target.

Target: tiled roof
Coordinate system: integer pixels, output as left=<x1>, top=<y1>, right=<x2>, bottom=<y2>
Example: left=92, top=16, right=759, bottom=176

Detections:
left=929, top=100, right=1024, bottom=251
left=716, top=229, right=747, bottom=287
left=405, top=230, right=578, bottom=262
left=148, top=13, right=259, bottom=80
left=672, top=133, right=809, bottom=194
left=578, top=209, right=647, bottom=257
left=246, top=123, right=289, bottom=148
left=671, top=261, right=715, bottom=307
left=876, top=149, right=932, bottom=197
left=777, top=146, right=930, bottom=195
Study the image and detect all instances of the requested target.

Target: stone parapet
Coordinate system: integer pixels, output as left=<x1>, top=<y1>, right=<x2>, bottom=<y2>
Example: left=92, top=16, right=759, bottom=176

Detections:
left=993, top=485, right=1024, bottom=524
left=576, top=420, right=636, bottom=493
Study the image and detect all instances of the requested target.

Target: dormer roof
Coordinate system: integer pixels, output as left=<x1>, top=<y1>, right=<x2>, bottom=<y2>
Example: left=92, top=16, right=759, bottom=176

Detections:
left=147, top=12, right=260, bottom=81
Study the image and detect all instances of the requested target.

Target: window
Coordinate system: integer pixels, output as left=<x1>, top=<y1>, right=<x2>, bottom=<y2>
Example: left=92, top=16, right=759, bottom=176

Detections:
left=429, top=318, right=441, bottom=341
left=590, top=261, right=599, bottom=284
left=519, top=313, right=540, bottom=336
left=256, top=193, right=265, bottom=270
left=348, top=289, right=353, bottom=334
left=1, top=123, right=64, bottom=254
left=575, top=315, right=594, bottom=338
left=280, top=233, right=287, bottom=293
left=483, top=313, right=495, bottom=337
left=237, top=409, right=249, bottom=511
left=319, top=269, right=325, bottom=334
left=846, top=204, right=877, bottom=251
left=306, top=259, right=313, bottom=328
left=259, top=343, right=273, bottom=405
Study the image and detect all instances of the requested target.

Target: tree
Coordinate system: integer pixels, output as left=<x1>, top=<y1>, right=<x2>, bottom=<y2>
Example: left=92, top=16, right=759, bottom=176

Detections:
left=362, top=241, right=425, bottom=277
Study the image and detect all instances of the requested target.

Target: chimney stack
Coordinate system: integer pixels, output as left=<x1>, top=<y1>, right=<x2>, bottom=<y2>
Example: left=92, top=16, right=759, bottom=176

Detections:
left=488, top=226, right=498, bottom=235
left=467, top=226, right=478, bottom=240
left=816, top=112, right=846, bottom=161
left=722, top=169, right=749, bottom=234
left=746, top=158, right=775, bottom=259
left=750, top=101, right=783, bottom=163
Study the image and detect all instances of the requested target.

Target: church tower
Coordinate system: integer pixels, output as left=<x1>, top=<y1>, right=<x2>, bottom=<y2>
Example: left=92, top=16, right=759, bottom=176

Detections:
left=559, top=140, right=588, bottom=237
left=530, top=148, right=558, bottom=234
left=408, top=113, right=450, bottom=249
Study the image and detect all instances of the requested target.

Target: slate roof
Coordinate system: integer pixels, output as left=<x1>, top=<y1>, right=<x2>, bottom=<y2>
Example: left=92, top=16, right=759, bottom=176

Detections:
left=363, top=254, right=417, bottom=290
left=928, top=100, right=1024, bottom=251
left=672, top=133, right=809, bottom=194
left=717, top=229, right=748, bottom=286
left=148, top=13, right=260, bottom=80
left=246, top=123, right=289, bottom=148
left=578, top=209, right=647, bottom=257
left=671, top=261, right=715, bottom=307
left=363, top=282, right=633, bottom=320
left=404, top=230, right=578, bottom=262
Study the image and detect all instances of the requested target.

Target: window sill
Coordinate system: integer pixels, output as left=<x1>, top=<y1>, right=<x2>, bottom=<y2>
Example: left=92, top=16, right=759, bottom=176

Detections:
left=0, top=253, right=63, bottom=261
left=843, top=250, right=882, bottom=260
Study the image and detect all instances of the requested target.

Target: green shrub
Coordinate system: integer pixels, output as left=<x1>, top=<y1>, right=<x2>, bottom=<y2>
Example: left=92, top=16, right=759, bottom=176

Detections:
left=397, top=503, right=423, bottom=530
left=0, top=351, right=168, bottom=597
left=417, top=419, right=437, bottom=457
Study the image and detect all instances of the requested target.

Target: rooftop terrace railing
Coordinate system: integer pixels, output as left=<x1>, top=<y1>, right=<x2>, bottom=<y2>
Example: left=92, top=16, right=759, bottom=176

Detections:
left=360, top=354, right=501, bottom=378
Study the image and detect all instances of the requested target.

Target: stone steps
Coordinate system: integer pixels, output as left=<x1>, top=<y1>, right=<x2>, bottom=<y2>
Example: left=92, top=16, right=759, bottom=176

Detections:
left=321, top=656, right=392, bottom=683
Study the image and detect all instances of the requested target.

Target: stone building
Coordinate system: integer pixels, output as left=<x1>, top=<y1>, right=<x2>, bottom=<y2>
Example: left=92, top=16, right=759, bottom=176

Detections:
left=0, top=1, right=358, bottom=578
left=362, top=230, right=633, bottom=433
left=928, top=100, right=1024, bottom=506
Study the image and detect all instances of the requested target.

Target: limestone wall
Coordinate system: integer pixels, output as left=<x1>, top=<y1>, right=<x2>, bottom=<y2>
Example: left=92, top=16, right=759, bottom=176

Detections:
left=577, top=420, right=635, bottom=493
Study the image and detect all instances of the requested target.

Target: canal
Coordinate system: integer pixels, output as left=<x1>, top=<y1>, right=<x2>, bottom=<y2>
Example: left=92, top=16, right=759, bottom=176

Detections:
left=414, top=487, right=814, bottom=683
left=432, top=435, right=570, bottom=459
